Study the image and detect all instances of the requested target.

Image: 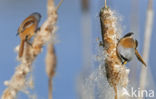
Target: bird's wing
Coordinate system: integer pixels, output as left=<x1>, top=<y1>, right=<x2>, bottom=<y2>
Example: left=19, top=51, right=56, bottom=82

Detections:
left=23, top=19, right=35, bottom=31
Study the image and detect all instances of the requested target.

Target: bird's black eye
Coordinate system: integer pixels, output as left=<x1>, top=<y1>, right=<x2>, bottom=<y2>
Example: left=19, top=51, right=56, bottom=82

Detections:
left=123, top=32, right=134, bottom=38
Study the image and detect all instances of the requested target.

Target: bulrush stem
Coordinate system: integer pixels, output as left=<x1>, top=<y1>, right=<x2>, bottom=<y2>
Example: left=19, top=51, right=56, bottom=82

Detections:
left=99, top=7, right=129, bottom=99
left=48, top=78, right=52, bottom=99
left=45, top=43, right=56, bottom=99
left=105, top=0, right=107, bottom=9
left=140, top=0, right=154, bottom=98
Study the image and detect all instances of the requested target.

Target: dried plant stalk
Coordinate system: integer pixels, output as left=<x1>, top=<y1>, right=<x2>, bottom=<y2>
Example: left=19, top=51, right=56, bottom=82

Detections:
left=1, top=0, right=58, bottom=98
left=45, top=43, right=56, bottom=99
left=140, top=0, right=154, bottom=95
left=100, top=7, right=129, bottom=99
left=81, top=0, right=92, bottom=71
left=129, top=0, right=139, bottom=85
left=81, top=0, right=89, bottom=12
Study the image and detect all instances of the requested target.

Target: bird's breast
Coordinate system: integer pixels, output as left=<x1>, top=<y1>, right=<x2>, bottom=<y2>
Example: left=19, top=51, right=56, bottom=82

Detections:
left=117, top=44, right=135, bottom=61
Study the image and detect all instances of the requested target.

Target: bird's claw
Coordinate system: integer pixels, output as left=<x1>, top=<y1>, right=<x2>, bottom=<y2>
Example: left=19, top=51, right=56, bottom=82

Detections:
left=122, top=61, right=127, bottom=65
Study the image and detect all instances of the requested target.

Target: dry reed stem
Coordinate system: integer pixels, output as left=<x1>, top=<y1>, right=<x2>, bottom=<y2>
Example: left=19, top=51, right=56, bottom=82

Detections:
left=48, top=78, right=52, bottom=99
left=46, top=43, right=56, bottom=80
left=1, top=0, right=58, bottom=98
left=100, top=7, right=129, bottom=99
left=105, top=0, right=107, bottom=9
left=129, top=0, right=139, bottom=85
left=81, top=0, right=92, bottom=71
left=139, top=0, right=154, bottom=96
left=81, top=0, right=89, bottom=12
left=77, top=0, right=93, bottom=98
left=45, top=43, right=56, bottom=99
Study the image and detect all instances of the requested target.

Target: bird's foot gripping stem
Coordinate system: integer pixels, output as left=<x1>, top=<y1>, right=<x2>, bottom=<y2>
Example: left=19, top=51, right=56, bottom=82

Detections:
left=122, top=61, right=127, bottom=65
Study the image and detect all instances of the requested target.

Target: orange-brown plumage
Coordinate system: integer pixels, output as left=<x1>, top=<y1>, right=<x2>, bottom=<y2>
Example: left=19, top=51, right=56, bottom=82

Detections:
left=19, top=40, right=25, bottom=57
left=119, top=38, right=136, bottom=48
left=117, top=32, right=146, bottom=67
left=135, top=49, right=147, bottom=66
left=17, top=12, right=41, bottom=57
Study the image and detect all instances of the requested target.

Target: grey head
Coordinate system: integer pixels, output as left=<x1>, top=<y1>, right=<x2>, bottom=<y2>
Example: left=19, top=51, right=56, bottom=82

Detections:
left=30, top=12, right=41, bottom=23
left=123, top=32, right=134, bottom=38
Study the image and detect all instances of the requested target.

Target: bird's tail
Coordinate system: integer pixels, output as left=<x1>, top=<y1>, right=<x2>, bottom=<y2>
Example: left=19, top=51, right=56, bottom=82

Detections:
left=135, top=49, right=147, bottom=67
left=19, top=40, right=25, bottom=58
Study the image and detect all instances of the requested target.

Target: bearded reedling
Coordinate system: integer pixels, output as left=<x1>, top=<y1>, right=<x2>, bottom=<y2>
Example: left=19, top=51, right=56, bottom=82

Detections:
left=117, top=32, right=146, bottom=67
left=17, top=12, right=41, bottom=57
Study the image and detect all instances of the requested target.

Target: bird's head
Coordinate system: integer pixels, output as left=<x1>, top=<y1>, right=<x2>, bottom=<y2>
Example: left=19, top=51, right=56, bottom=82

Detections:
left=30, top=12, right=41, bottom=23
left=123, top=32, right=134, bottom=38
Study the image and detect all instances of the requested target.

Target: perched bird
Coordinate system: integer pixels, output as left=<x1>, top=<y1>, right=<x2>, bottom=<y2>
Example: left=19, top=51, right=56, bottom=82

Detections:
left=17, top=12, right=41, bottom=57
left=116, top=32, right=146, bottom=67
